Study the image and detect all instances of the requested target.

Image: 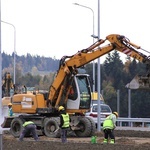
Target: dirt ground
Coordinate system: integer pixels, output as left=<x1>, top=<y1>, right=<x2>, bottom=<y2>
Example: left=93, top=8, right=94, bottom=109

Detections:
left=2, top=129, right=150, bottom=150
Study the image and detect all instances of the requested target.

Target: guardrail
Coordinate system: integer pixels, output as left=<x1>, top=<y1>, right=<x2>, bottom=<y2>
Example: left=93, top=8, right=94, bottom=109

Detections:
left=116, top=117, right=150, bottom=128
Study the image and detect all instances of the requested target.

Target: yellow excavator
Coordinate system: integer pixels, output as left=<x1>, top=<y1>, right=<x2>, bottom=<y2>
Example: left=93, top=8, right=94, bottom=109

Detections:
left=2, top=72, right=14, bottom=107
left=1, top=34, right=150, bottom=138
left=2, top=72, right=14, bottom=98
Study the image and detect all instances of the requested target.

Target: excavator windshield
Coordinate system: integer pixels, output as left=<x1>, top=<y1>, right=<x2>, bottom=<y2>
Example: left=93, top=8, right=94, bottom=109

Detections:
left=66, top=74, right=91, bottom=111
left=76, top=75, right=91, bottom=109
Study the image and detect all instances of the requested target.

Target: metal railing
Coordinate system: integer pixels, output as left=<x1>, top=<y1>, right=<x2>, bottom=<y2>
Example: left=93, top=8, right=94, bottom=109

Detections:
left=117, top=117, right=150, bottom=128
left=100, top=117, right=150, bottom=128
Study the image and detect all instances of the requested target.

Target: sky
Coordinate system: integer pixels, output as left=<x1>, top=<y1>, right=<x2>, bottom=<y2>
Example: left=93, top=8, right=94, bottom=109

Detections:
left=1, top=0, right=150, bottom=62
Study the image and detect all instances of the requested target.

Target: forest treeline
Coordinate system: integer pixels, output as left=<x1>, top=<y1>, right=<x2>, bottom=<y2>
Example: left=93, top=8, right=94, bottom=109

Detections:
left=2, top=52, right=59, bottom=73
left=2, top=51, right=150, bottom=118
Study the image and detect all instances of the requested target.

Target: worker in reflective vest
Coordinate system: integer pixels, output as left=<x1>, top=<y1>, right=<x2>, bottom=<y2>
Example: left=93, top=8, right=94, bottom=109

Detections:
left=103, top=112, right=118, bottom=144
left=58, top=106, right=70, bottom=143
left=8, top=103, right=14, bottom=116
left=19, top=121, right=38, bottom=141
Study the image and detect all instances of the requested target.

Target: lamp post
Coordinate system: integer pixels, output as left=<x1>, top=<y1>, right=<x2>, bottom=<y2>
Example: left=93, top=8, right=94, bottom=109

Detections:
left=97, top=0, right=101, bottom=131
left=0, top=0, right=2, bottom=119
left=1, top=21, right=16, bottom=84
left=73, top=3, right=96, bottom=92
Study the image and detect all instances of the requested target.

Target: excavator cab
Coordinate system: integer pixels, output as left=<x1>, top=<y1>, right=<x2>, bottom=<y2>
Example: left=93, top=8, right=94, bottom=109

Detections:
left=126, top=75, right=150, bottom=89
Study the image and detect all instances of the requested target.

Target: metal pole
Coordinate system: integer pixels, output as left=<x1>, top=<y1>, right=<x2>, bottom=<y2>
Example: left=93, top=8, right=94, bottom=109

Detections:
left=128, top=89, right=131, bottom=126
left=117, top=89, right=120, bottom=126
left=0, top=130, right=2, bottom=150
left=97, top=0, right=101, bottom=131
left=117, top=90, right=120, bottom=116
left=0, top=0, right=2, bottom=118
left=0, top=1, right=3, bottom=149
left=128, top=89, right=131, bottom=118
left=1, top=21, right=16, bottom=84
left=73, top=3, right=95, bottom=92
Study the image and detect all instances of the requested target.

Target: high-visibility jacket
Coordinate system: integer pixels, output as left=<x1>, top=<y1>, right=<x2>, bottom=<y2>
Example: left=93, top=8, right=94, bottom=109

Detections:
left=103, top=114, right=116, bottom=130
left=61, top=113, right=70, bottom=128
left=23, top=121, right=34, bottom=127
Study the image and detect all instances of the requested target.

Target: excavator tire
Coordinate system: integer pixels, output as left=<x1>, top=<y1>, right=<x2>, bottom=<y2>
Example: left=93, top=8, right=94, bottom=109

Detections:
left=41, top=117, right=50, bottom=135
left=10, top=117, right=24, bottom=138
left=43, top=117, right=60, bottom=138
left=86, top=117, right=96, bottom=136
left=74, top=117, right=92, bottom=137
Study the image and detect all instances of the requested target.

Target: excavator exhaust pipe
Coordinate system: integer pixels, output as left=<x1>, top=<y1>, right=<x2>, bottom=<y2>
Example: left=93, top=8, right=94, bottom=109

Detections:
left=126, top=75, right=150, bottom=89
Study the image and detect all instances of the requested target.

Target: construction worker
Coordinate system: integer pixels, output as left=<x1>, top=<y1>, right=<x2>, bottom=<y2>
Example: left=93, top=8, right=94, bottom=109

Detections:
left=8, top=103, right=14, bottom=116
left=102, top=111, right=118, bottom=144
left=19, top=121, right=38, bottom=141
left=58, top=106, right=70, bottom=143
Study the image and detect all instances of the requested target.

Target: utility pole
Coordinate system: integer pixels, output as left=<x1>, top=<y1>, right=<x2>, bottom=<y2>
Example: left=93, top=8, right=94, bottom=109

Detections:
left=97, top=0, right=101, bottom=132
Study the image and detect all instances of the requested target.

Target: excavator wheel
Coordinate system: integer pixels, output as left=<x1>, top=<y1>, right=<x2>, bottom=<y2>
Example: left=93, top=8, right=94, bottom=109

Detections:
left=43, top=117, right=60, bottom=138
left=86, top=117, right=96, bottom=136
left=10, top=117, right=24, bottom=138
left=41, top=117, right=50, bottom=135
left=74, top=117, right=92, bottom=137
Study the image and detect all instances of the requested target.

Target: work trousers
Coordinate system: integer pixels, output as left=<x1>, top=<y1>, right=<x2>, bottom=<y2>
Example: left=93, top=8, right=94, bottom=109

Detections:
left=60, top=128, right=69, bottom=143
left=19, top=124, right=38, bottom=141
left=103, top=129, right=115, bottom=141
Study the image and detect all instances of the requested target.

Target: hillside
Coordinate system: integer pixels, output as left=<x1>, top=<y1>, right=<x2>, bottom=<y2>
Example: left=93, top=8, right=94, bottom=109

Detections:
left=2, top=52, right=59, bottom=74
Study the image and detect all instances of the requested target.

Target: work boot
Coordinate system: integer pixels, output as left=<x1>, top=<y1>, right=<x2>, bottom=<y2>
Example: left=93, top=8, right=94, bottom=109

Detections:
left=110, top=139, right=115, bottom=144
left=103, top=138, right=108, bottom=144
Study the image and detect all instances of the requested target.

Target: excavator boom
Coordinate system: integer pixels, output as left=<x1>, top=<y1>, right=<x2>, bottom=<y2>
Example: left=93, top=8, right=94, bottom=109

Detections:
left=49, top=34, right=150, bottom=108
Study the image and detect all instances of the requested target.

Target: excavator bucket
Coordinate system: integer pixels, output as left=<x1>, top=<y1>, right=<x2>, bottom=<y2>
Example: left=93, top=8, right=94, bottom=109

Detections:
left=126, top=75, right=150, bottom=90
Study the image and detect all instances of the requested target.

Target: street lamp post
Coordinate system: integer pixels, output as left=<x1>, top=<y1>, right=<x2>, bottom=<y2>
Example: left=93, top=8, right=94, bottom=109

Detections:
left=1, top=21, right=16, bottom=84
left=0, top=0, right=2, bottom=119
left=73, top=3, right=96, bottom=92
left=97, top=0, right=101, bottom=131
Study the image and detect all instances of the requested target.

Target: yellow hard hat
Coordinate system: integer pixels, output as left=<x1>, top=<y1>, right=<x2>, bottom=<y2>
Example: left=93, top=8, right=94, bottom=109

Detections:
left=113, top=112, right=118, bottom=117
left=8, top=103, right=12, bottom=106
left=58, top=106, right=64, bottom=111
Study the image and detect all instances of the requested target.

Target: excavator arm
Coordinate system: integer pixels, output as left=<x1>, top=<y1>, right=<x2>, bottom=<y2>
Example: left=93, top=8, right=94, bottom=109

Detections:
left=48, top=34, right=150, bottom=108
left=2, top=72, right=14, bottom=97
